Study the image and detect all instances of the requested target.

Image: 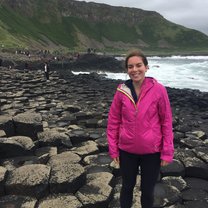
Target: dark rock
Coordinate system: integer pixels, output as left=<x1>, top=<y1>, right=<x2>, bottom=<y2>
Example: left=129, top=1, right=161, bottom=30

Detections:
left=38, top=129, right=72, bottom=148
left=68, top=53, right=123, bottom=73
left=85, top=165, right=112, bottom=174
left=85, top=118, right=99, bottom=128
left=174, top=149, right=196, bottom=161
left=35, top=146, right=58, bottom=164
left=5, top=164, right=50, bottom=199
left=49, top=162, right=86, bottom=194
left=0, top=115, right=15, bottom=137
left=0, top=136, right=35, bottom=159
left=185, top=130, right=207, bottom=140
left=153, top=183, right=181, bottom=207
left=0, top=130, right=6, bottom=138
left=83, top=153, right=112, bottom=166
left=0, top=166, right=7, bottom=196
left=0, top=195, right=37, bottom=208
left=97, top=118, right=107, bottom=128
left=75, top=111, right=94, bottom=121
left=69, top=129, right=90, bottom=145
left=38, top=194, right=83, bottom=208
left=47, top=152, right=85, bottom=194
left=165, top=203, right=185, bottom=208
left=47, top=151, right=82, bottom=165
left=181, top=188, right=208, bottom=201
left=183, top=200, right=208, bottom=208
left=174, top=124, right=192, bottom=133
left=162, top=176, right=187, bottom=191
left=64, top=104, right=81, bottom=113
left=1, top=155, right=40, bottom=171
left=86, top=171, right=115, bottom=187
left=179, top=137, right=205, bottom=148
left=173, top=131, right=185, bottom=144
left=96, top=136, right=109, bottom=152
left=183, top=157, right=208, bottom=179
left=76, top=173, right=113, bottom=208
left=71, top=141, right=99, bottom=157
left=160, top=159, right=185, bottom=177
left=13, top=112, right=43, bottom=140
left=184, top=177, right=208, bottom=192
left=193, top=146, right=208, bottom=163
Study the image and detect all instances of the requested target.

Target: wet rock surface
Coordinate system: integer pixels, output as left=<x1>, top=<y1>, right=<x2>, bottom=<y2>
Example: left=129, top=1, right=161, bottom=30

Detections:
left=0, top=66, right=208, bottom=207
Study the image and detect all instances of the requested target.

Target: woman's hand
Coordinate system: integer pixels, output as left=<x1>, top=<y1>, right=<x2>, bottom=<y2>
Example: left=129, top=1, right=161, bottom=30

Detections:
left=113, top=157, right=120, bottom=165
left=161, top=160, right=170, bottom=167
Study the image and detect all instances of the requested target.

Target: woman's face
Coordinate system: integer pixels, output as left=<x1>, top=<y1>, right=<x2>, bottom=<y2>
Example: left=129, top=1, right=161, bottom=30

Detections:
left=127, top=56, right=148, bottom=84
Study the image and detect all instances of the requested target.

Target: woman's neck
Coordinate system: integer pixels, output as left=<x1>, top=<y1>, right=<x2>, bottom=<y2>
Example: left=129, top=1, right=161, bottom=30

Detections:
left=132, top=78, right=145, bottom=90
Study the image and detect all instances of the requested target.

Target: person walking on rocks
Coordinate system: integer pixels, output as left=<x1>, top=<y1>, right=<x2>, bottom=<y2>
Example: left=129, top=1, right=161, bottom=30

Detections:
left=44, top=62, right=50, bottom=81
left=107, top=49, right=174, bottom=208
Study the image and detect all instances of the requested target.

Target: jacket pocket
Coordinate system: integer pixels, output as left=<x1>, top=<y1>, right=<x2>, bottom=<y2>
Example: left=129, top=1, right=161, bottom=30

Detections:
left=119, top=122, right=134, bottom=145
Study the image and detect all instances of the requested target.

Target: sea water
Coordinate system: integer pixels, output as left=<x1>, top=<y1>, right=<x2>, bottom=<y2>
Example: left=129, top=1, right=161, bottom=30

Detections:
left=72, top=56, right=208, bottom=92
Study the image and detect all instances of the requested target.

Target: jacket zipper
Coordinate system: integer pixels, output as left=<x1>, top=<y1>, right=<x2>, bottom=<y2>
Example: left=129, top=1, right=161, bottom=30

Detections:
left=117, top=87, right=139, bottom=114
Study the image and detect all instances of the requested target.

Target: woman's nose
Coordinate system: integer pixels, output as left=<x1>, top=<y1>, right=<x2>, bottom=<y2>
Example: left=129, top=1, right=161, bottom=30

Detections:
left=132, top=65, right=138, bottom=70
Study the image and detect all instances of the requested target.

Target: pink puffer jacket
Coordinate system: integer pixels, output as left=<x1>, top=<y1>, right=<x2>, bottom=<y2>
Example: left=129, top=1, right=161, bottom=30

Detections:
left=107, top=77, right=174, bottom=162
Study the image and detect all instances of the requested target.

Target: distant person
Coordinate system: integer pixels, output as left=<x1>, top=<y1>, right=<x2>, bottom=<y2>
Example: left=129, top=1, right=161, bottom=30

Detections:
left=87, top=48, right=91, bottom=54
left=25, top=62, right=29, bottom=70
left=0, top=58, right=2, bottom=66
left=107, top=49, right=174, bottom=208
left=44, top=62, right=50, bottom=81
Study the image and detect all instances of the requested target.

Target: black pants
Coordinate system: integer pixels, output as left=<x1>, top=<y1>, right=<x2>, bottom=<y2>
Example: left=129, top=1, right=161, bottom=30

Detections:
left=119, top=149, right=161, bottom=208
left=45, top=71, right=49, bottom=80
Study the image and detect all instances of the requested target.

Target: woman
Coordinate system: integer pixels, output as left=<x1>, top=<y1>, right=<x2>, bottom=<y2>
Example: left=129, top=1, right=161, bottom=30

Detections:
left=107, top=49, right=174, bottom=208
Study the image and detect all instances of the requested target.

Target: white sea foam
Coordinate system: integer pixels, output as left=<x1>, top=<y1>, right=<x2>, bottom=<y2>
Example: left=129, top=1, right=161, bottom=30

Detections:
left=72, top=56, right=208, bottom=92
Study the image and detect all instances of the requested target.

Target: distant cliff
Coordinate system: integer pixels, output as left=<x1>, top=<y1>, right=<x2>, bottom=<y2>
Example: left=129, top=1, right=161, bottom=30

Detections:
left=0, top=0, right=208, bottom=53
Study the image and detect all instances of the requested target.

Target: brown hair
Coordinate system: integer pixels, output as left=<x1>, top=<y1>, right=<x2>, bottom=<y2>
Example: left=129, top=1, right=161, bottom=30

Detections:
left=125, top=49, right=148, bottom=68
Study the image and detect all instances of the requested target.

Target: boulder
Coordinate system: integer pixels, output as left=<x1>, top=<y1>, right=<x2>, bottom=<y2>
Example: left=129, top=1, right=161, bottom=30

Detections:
left=181, top=188, right=208, bottom=201
left=183, top=200, right=208, bottom=208
left=162, top=176, right=187, bottom=191
left=35, top=146, right=58, bottom=164
left=76, top=180, right=113, bottom=208
left=1, top=155, right=40, bottom=171
left=38, top=129, right=72, bottom=148
left=48, top=152, right=86, bottom=194
left=13, top=112, right=43, bottom=140
left=0, top=166, right=7, bottom=196
left=5, top=164, right=50, bottom=198
left=160, top=159, right=185, bottom=177
left=0, top=130, right=6, bottom=138
left=153, top=183, right=181, bottom=207
left=0, top=115, right=15, bottom=137
left=71, top=140, right=99, bottom=157
left=184, top=177, right=208, bottom=192
left=83, top=153, right=112, bottom=167
left=183, top=157, right=208, bottom=179
left=0, top=136, right=35, bottom=159
left=38, top=194, right=83, bottom=208
left=0, top=195, right=37, bottom=208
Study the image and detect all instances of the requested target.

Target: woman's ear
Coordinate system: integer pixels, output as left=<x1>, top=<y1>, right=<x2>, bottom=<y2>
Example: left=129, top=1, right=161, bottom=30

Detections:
left=145, top=65, right=149, bottom=72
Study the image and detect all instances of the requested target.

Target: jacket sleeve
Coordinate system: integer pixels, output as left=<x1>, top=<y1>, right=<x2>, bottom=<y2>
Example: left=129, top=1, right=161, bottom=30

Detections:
left=107, top=88, right=122, bottom=159
left=158, top=86, right=174, bottom=162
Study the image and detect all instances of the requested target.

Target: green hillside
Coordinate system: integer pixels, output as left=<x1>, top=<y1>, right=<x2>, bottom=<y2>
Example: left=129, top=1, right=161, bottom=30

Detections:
left=0, top=0, right=208, bottom=54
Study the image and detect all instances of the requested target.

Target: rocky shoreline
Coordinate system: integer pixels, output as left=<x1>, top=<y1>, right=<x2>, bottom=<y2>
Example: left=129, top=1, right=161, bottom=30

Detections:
left=0, top=64, right=208, bottom=207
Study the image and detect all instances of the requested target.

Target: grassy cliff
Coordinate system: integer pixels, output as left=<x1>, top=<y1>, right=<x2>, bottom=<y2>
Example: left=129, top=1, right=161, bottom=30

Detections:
left=0, top=0, right=208, bottom=54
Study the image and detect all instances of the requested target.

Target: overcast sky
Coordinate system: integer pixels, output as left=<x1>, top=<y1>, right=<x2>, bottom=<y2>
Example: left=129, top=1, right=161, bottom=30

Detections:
left=76, top=0, right=208, bottom=35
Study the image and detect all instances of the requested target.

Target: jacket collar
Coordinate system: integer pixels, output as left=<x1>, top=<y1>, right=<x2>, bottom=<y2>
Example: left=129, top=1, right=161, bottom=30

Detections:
left=117, top=77, right=156, bottom=103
